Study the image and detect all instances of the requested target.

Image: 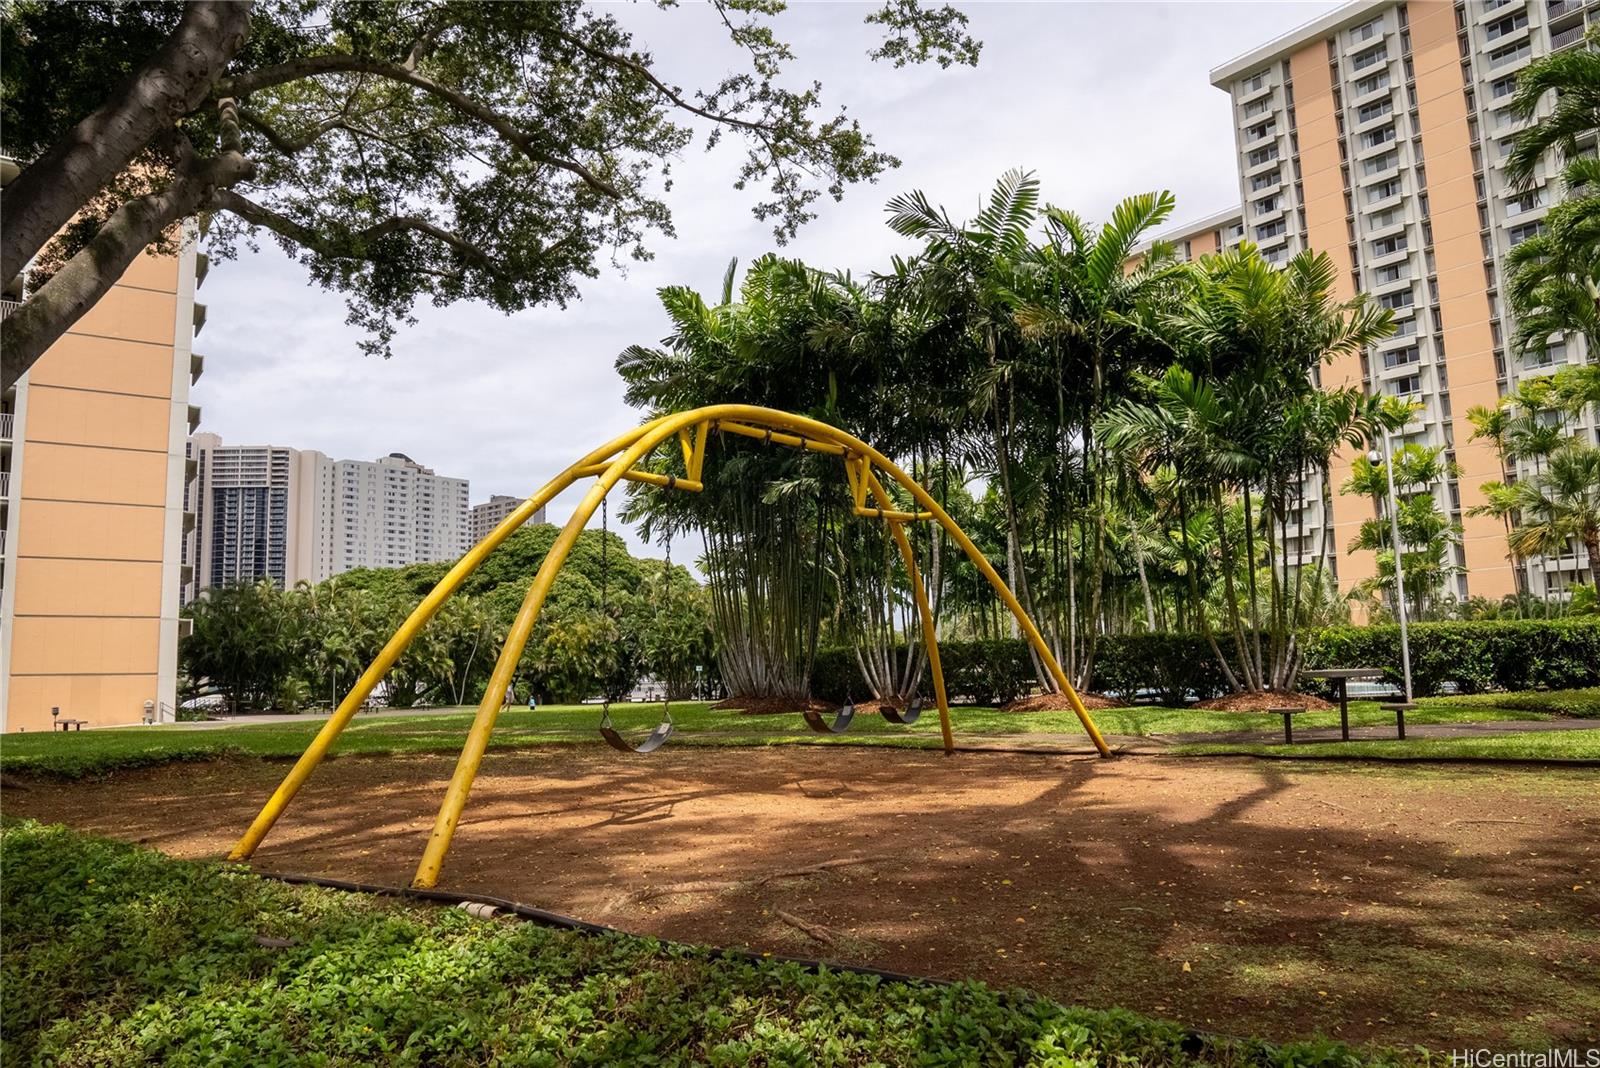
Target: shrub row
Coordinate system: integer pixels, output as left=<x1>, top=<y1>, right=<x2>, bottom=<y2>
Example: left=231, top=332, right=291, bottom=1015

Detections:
left=808, top=619, right=1600, bottom=704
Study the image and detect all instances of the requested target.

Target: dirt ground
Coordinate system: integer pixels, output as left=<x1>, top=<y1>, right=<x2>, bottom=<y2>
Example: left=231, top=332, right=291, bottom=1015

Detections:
left=7, top=748, right=1597, bottom=1051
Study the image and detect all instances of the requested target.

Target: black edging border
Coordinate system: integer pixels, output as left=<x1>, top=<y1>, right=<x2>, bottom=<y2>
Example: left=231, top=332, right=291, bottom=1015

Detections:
left=249, top=869, right=951, bottom=987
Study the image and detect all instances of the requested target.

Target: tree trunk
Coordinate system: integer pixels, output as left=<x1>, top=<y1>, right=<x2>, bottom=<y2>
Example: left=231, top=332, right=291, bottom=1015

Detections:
left=3, top=150, right=252, bottom=390
left=1, top=1, right=252, bottom=288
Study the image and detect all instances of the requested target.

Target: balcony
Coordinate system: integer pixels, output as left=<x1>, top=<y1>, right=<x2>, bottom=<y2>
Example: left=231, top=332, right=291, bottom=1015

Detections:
left=1551, top=24, right=1586, bottom=50
left=190, top=352, right=205, bottom=384
left=0, top=298, right=19, bottom=320
left=187, top=404, right=202, bottom=433
left=0, top=411, right=12, bottom=442
left=192, top=302, right=208, bottom=336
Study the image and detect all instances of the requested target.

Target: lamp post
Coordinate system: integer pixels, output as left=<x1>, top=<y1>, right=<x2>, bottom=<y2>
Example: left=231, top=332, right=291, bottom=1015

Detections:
left=1369, top=432, right=1414, bottom=703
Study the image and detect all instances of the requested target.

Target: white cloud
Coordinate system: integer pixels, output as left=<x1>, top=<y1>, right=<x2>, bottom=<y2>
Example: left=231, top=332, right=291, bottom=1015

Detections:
left=195, top=1, right=1340, bottom=561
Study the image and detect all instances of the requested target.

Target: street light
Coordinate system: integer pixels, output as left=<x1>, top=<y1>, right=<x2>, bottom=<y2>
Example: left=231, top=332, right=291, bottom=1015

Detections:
left=1369, top=432, right=1414, bottom=703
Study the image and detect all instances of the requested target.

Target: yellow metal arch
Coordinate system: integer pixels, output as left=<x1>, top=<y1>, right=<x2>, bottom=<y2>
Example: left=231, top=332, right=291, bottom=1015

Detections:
left=227, top=405, right=1112, bottom=889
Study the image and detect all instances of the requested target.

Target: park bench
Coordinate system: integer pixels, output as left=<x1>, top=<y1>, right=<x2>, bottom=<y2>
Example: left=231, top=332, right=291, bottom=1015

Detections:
left=1267, top=706, right=1309, bottom=744
left=52, top=718, right=87, bottom=731
left=1378, top=702, right=1416, bottom=740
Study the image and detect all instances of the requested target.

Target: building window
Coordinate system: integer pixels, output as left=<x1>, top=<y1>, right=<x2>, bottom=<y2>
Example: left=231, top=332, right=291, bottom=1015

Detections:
left=1244, top=69, right=1270, bottom=93
left=1383, top=345, right=1420, bottom=369
left=1356, top=97, right=1394, bottom=124
left=1246, top=119, right=1277, bottom=142
left=1367, top=176, right=1403, bottom=202
left=1361, top=124, right=1397, bottom=149
left=1349, top=16, right=1384, bottom=43
left=1378, top=288, right=1415, bottom=310
left=1256, top=219, right=1287, bottom=240
left=1390, top=373, right=1422, bottom=396
left=1505, top=189, right=1546, bottom=215
left=1251, top=169, right=1281, bottom=191
left=1484, top=11, right=1528, bottom=42
left=1363, top=150, right=1399, bottom=175
left=1369, top=205, right=1404, bottom=230
left=1254, top=194, right=1281, bottom=215
left=1354, top=70, right=1391, bottom=96
left=1489, top=40, right=1531, bottom=68
left=1490, top=74, right=1517, bottom=99
left=1247, top=144, right=1280, bottom=167
left=1351, top=45, right=1388, bottom=71
left=1372, top=233, right=1409, bottom=256
left=1243, top=96, right=1272, bottom=118
left=1508, top=220, right=1545, bottom=246
left=1374, top=261, right=1409, bottom=284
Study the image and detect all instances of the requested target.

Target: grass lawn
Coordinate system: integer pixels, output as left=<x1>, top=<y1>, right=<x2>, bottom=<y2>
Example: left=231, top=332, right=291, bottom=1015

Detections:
left=2, top=693, right=1594, bottom=779
left=0, top=820, right=1426, bottom=1066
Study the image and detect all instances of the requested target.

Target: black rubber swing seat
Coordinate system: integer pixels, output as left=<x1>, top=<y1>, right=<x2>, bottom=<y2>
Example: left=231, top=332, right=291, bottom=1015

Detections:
left=879, top=696, right=923, bottom=725
left=599, top=710, right=674, bottom=754
left=803, top=702, right=857, bottom=734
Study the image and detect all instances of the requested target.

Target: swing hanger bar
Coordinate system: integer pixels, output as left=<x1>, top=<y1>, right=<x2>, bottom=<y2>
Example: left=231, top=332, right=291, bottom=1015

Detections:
left=713, top=419, right=847, bottom=456
left=571, top=463, right=703, bottom=493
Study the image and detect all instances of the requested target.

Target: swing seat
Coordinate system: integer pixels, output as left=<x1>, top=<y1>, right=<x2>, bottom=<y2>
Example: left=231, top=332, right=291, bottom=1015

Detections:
left=600, top=719, right=674, bottom=754
left=880, top=696, right=923, bottom=725
left=803, top=702, right=856, bottom=734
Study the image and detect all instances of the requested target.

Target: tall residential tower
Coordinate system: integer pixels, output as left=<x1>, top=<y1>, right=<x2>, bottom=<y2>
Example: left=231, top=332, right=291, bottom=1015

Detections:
left=1151, top=0, right=1596, bottom=602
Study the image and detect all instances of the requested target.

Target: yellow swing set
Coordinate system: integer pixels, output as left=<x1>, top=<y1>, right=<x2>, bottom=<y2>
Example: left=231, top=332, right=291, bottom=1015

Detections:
left=225, top=405, right=1111, bottom=889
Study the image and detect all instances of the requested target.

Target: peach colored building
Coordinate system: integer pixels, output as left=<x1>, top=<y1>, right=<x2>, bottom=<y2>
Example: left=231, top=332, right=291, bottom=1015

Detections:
left=1199, top=0, right=1596, bottom=605
left=1, top=229, right=206, bottom=731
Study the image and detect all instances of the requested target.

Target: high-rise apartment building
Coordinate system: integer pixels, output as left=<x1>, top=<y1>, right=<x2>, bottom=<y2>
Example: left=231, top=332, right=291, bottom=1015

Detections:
left=1149, top=0, right=1596, bottom=603
left=1, top=220, right=206, bottom=730
left=187, top=438, right=470, bottom=591
left=469, top=494, right=548, bottom=546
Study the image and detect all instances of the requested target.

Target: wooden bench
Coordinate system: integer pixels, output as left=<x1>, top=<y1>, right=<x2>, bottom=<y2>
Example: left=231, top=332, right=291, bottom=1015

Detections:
left=1267, top=706, right=1309, bottom=744
left=1378, top=702, right=1417, bottom=740
left=51, top=718, right=87, bottom=732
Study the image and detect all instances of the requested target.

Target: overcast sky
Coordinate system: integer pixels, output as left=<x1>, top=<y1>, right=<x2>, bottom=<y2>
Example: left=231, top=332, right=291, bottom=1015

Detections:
left=197, top=1, right=1342, bottom=559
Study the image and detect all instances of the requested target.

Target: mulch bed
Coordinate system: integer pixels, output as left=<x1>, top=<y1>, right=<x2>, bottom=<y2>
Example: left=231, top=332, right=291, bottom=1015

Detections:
left=1000, top=692, right=1127, bottom=712
left=712, top=696, right=838, bottom=716
left=1191, top=689, right=1334, bottom=712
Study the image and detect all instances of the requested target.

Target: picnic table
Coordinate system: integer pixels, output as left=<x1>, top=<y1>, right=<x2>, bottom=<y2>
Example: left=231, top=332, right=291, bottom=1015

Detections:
left=1299, top=667, right=1387, bottom=741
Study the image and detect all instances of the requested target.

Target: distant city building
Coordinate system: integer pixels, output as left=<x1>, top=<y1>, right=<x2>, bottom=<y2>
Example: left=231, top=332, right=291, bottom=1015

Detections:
left=2, top=175, right=206, bottom=729
left=187, top=438, right=469, bottom=593
left=469, top=494, right=547, bottom=546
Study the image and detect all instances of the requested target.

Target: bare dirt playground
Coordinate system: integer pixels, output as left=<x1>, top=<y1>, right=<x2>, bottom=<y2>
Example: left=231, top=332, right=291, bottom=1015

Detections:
left=8, top=746, right=1597, bottom=1051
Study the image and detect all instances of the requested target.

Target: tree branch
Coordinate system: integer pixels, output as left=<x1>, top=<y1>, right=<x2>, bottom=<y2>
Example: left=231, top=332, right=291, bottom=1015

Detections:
left=220, top=55, right=624, bottom=199
left=2, top=149, right=253, bottom=392
left=1, top=0, right=252, bottom=289
left=214, top=189, right=497, bottom=272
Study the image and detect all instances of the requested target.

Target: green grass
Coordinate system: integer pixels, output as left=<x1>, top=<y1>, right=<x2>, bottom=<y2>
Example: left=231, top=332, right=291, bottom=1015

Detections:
left=0, top=820, right=1428, bottom=1066
left=1418, top=687, right=1600, bottom=719
left=2, top=695, right=1588, bottom=779
left=1173, top=728, right=1600, bottom=761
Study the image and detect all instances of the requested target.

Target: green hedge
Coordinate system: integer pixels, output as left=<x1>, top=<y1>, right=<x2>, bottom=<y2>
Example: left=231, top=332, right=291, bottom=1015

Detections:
left=806, top=620, right=1600, bottom=704
left=2, top=821, right=1413, bottom=1066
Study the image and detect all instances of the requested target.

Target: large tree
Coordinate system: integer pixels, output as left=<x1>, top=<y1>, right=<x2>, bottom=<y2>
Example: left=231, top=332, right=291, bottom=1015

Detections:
left=0, top=0, right=978, bottom=390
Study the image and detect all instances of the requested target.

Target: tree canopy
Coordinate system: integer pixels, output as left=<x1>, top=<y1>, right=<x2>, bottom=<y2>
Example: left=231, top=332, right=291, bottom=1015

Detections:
left=0, top=0, right=979, bottom=389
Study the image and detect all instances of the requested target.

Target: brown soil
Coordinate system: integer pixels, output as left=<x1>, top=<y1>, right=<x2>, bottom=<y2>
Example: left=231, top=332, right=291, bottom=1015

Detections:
left=1192, top=689, right=1335, bottom=712
left=1001, top=692, right=1127, bottom=712
left=7, top=749, right=1595, bottom=1051
left=711, top=696, right=837, bottom=715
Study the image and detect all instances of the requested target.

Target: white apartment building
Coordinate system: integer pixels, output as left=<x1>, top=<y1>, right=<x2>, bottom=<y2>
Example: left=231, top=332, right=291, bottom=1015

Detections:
left=188, top=438, right=470, bottom=591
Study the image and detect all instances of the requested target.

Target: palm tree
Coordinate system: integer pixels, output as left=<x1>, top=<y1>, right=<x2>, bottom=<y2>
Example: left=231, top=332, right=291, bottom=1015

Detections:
left=1504, top=29, right=1600, bottom=358
left=1502, top=444, right=1600, bottom=588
